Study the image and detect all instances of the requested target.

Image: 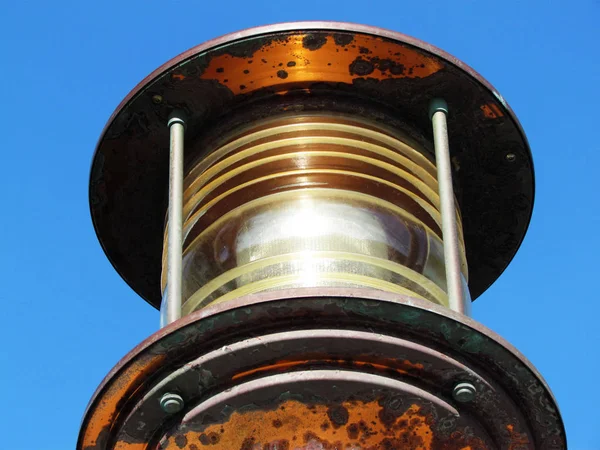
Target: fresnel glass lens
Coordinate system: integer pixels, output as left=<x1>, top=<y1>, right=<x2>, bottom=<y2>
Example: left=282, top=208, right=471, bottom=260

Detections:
left=161, top=113, right=468, bottom=317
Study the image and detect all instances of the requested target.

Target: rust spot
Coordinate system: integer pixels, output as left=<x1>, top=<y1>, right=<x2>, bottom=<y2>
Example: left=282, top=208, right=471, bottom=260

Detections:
left=240, top=437, right=255, bottom=450
left=302, top=33, right=327, bottom=51
left=197, top=33, right=443, bottom=96
left=199, top=431, right=221, bottom=445
left=174, top=434, right=187, bottom=448
left=327, top=405, right=349, bottom=427
left=161, top=399, right=436, bottom=449
left=113, top=442, right=146, bottom=450
left=81, top=354, right=166, bottom=449
left=352, top=56, right=408, bottom=76
left=349, top=57, right=375, bottom=76
left=480, top=103, right=504, bottom=119
left=505, top=424, right=530, bottom=449
left=378, top=405, right=397, bottom=428
left=333, top=33, right=354, bottom=47
left=276, top=70, right=288, bottom=79
left=346, top=422, right=359, bottom=439
left=231, top=358, right=424, bottom=381
left=276, top=88, right=311, bottom=97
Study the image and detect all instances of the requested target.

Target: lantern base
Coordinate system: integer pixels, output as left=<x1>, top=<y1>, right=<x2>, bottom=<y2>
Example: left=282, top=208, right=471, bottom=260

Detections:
left=78, top=289, right=565, bottom=449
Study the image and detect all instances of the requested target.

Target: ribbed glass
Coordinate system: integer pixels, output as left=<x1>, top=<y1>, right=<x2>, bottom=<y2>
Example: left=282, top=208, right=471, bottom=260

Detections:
left=160, top=113, right=468, bottom=315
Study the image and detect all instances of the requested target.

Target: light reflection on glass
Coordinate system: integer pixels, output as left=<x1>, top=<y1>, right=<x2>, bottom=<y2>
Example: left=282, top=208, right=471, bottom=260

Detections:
left=161, top=113, right=469, bottom=316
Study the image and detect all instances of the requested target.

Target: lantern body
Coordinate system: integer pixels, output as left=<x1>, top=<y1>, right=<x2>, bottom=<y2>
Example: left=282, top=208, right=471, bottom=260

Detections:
left=81, top=23, right=565, bottom=450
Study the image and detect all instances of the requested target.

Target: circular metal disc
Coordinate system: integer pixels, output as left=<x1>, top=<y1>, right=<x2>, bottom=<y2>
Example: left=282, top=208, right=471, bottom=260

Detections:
left=78, top=289, right=565, bottom=449
left=90, top=22, right=534, bottom=307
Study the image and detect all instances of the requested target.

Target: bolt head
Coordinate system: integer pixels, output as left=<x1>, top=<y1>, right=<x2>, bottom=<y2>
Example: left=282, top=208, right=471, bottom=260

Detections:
left=452, top=382, right=476, bottom=403
left=152, top=94, right=163, bottom=104
left=160, top=393, right=184, bottom=414
left=505, top=152, right=516, bottom=162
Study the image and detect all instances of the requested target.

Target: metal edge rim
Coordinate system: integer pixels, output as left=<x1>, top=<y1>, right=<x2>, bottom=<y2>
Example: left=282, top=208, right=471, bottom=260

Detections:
left=78, top=288, right=563, bottom=448
left=88, top=22, right=534, bottom=307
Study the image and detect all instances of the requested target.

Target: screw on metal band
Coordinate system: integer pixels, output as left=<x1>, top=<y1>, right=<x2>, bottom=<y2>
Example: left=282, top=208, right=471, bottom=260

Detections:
left=452, top=382, right=476, bottom=403
left=160, top=392, right=185, bottom=414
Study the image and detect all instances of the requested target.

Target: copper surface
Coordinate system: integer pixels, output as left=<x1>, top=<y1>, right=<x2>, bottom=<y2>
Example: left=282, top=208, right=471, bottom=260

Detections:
left=78, top=289, right=565, bottom=449
left=90, top=23, right=534, bottom=307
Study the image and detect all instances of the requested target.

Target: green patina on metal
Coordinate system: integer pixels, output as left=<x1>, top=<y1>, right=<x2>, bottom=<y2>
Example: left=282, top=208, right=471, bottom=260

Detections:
left=458, top=330, right=486, bottom=353
left=339, top=298, right=424, bottom=324
left=439, top=321, right=454, bottom=341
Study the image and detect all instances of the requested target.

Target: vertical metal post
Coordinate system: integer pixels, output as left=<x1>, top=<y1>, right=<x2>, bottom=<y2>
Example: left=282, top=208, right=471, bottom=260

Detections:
left=165, top=110, right=186, bottom=325
left=429, top=99, right=467, bottom=314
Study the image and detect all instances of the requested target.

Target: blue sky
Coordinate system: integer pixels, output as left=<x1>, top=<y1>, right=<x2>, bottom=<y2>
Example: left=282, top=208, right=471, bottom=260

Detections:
left=1, top=1, right=598, bottom=448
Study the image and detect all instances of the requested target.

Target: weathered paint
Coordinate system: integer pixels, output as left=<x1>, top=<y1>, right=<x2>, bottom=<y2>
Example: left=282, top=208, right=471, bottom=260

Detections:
left=181, top=33, right=443, bottom=96
left=81, top=354, right=166, bottom=449
left=163, top=400, right=437, bottom=449
left=78, top=289, right=565, bottom=449
left=231, top=358, right=425, bottom=382
left=89, top=23, right=535, bottom=308
left=480, top=103, right=504, bottom=119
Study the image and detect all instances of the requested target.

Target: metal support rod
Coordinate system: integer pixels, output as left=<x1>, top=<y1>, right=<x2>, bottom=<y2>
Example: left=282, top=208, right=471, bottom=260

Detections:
left=430, top=99, right=467, bottom=315
left=165, top=110, right=186, bottom=325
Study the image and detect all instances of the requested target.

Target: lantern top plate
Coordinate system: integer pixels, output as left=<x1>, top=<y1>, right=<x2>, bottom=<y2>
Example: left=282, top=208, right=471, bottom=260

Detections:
left=90, top=22, right=534, bottom=308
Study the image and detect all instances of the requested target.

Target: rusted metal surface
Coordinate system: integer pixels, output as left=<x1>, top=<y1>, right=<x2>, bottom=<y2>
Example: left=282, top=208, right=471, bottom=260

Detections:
left=78, top=289, right=565, bottom=449
left=90, top=23, right=534, bottom=308
left=166, top=371, right=496, bottom=449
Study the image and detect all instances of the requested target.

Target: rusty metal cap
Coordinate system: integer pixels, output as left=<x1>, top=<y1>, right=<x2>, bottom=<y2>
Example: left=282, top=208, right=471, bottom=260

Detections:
left=89, top=22, right=534, bottom=308
left=77, top=289, right=565, bottom=449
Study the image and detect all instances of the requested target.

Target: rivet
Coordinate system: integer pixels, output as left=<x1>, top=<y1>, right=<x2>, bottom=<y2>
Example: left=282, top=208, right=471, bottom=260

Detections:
left=152, top=94, right=163, bottom=105
left=505, top=153, right=516, bottom=162
left=160, top=392, right=184, bottom=414
left=452, top=382, right=476, bottom=403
